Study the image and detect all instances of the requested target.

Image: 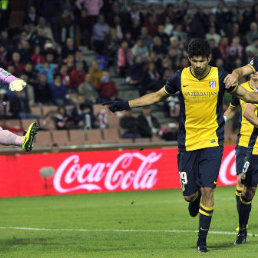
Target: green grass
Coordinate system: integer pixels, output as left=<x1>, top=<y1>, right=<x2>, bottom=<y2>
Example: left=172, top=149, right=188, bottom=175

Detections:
left=0, top=187, right=257, bottom=257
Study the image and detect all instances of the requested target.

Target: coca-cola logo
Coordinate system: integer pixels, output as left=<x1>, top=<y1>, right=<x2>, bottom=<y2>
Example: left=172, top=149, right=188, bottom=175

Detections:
left=219, top=150, right=237, bottom=185
left=53, top=152, right=162, bottom=193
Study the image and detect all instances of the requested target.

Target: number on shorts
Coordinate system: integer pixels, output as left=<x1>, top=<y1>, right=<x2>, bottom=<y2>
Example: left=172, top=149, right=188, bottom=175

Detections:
left=179, top=171, right=188, bottom=185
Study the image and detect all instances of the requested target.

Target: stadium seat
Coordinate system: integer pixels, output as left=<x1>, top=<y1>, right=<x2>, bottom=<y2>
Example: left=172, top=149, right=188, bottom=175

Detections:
left=102, top=128, right=120, bottom=143
left=69, top=129, right=86, bottom=145
left=85, top=129, right=102, bottom=144
left=151, top=137, right=165, bottom=142
left=35, top=131, right=53, bottom=147
left=117, top=138, right=133, bottom=144
left=31, top=106, right=43, bottom=116
left=52, top=130, right=69, bottom=146
left=107, top=114, right=119, bottom=128
left=3, top=119, right=22, bottom=129
left=42, top=106, right=58, bottom=116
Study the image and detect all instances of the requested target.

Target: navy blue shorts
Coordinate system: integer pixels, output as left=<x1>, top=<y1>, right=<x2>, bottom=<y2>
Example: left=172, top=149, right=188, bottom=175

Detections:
left=242, top=154, right=258, bottom=187
left=235, top=146, right=248, bottom=175
left=177, top=146, right=223, bottom=196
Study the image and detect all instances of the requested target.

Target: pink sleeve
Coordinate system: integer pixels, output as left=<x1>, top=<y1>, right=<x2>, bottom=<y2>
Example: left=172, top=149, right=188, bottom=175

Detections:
left=0, top=68, right=18, bottom=84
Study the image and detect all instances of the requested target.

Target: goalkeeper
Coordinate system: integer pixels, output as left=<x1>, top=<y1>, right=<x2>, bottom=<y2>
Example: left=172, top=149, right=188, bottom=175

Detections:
left=0, top=68, right=38, bottom=151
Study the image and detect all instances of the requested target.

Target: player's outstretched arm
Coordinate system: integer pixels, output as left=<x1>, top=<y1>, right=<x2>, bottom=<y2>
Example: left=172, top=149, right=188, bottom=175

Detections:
left=243, top=103, right=258, bottom=128
left=233, top=85, right=258, bottom=104
left=0, top=68, right=27, bottom=91
left=103, top=88, right=168, bottom=112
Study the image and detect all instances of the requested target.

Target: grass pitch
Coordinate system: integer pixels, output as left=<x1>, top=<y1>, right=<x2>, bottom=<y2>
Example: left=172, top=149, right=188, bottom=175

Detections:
left=0, top=187, right=257, bottom=257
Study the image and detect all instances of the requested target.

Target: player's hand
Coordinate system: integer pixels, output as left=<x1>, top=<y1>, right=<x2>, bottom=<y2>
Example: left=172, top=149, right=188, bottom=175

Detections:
left=224, top=74, right=238, bottom=89
left=9, top=79, right=27, bottom=92
left=102, top=100, right=130, bottom=112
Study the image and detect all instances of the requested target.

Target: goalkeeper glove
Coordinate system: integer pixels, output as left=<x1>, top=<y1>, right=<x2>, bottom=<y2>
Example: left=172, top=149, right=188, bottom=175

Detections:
left=103, top=100, right=130, bottom=112
left=9, top=79, right=27, bottom=92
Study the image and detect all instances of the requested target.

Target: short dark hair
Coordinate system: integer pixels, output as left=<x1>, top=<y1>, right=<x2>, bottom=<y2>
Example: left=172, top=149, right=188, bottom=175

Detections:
left=188, top=38, right=210, bottom=58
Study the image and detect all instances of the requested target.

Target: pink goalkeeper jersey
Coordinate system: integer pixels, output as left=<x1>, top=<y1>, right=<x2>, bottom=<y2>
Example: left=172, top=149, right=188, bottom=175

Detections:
left=0, top=68, right=17, bottom=84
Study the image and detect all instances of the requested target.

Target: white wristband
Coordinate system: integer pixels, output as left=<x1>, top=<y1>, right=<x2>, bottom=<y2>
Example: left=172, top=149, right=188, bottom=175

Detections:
left=223, top=115, right=227, bottom=122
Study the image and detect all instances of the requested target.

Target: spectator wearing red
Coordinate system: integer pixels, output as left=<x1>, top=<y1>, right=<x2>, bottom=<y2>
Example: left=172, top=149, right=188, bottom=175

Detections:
left=117, top=41, right=133, bottom=78
left=9, top=52, right=25, bottom=75
left=69, top=62, right=86, bottom=90
left=30, top=45, right=45, bottom=65
left=96, top=71, right=118, bottom=102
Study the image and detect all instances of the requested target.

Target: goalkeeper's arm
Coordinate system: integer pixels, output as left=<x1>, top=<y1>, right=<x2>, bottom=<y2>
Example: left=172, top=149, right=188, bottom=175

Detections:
left=0, top=68, right=27, bottom=91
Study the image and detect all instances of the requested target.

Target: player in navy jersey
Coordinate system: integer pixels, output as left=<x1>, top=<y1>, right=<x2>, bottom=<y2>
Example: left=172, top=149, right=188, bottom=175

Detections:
left=104, top=40, right=258, bottom=253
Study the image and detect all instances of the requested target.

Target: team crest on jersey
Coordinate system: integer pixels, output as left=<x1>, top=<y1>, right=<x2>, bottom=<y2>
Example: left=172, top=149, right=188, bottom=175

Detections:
left=209, top=80, right=216, bottom=89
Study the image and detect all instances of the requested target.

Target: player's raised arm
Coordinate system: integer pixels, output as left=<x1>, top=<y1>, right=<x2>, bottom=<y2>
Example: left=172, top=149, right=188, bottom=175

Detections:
left=233, top=84, right=258, bottom=104
left=0, top=68, right=27, bottom=91
left=103, top=87, right=168, bottom=112
left=243, top=103, right=258, bottom=128
left=224, top=56, right=257, bottom=88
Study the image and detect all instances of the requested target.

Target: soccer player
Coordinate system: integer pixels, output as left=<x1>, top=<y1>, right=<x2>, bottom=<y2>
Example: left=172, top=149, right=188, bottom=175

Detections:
left=103, top=39, right=258, bottom=253
left=0, top=68, right=38, bottom=151
left=224, top=71, right=258, bottom=239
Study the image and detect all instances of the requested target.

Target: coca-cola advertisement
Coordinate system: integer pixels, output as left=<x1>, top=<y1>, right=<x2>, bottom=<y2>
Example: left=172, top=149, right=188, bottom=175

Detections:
left=0, top=146, right=237, bottom=197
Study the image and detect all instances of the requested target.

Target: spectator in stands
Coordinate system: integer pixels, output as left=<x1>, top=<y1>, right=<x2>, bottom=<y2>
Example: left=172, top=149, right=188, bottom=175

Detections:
left=59, top=63, right=71, bottom=87
left=159, top=4, right=176, bottom=25
left=29, top=27, right=48, bottom=49
left=140, top=62, right=160, bottom=95
left=35, top=61, right=57, bottom=84
left=168, top=48, right=180, bottom=70
left=107, top=1, right=123, bottom=26
left=96, top=71, right=118, bottom=102
left=78, top=74, right=97, bottom=103
left=218, top=36, right=230, bottom=59
left=106, top=28, right=121, bottom=66
left=224, top=46, right=238, bottom=71
left=208, top=39, right=221, bottom=66
left=137, top=106, right=160, bottom=138
left=246, top=38, right=258, bottom=56
left=0, top=30, right=10, bottom=49
left=128, top=55, right=144, bottom=88
left=132, top=39, right=149, bottom=62
left=151, top=36, right=168, bottom=58
left=146, top=51, right=162, bottom=69
left=120, top=110, right=141, bottom=139
left=246, top=22, right=258, bottom=45
left=206, top=26, right=221, bottom=46
left=92, top=14, right=110, bottom=55
left=117, top=40, right=133, bottom=78
left=156, top=25, right=170, bottom=46
left=36, top=0, right=62, bottom=42
left=112, top=15, right=123, bottom=40
left=69, top=62, right=86, bottom=91
left=9, top=91, right=31, bottom=119
left=49, top=74, right=69, bottom=106
left=74, top=50, right=88, bottom=72
left=76, top=0, right=103, bottom=23
left=30, top=45, right=45, bottom=65
left=176, top=0, right=190, bottom=23
left=24, top=5, right=38, bottom=25
left=139, top=26, right=152, bottom=50
left=163, top=16, right=174, bottom=37
left=124, top=31, right=135, bottom=48
left=172, top=24, right=185, bottom=42
left=58, top=6, right=74, bottom=43
left=144, top=14, right=158, bottom=36
left=37, top=17, right=55, bottom=44
left=23, top=62, right=37, bottom=86
left=53, top=105, right=74, bottom=130
left=34, top=73, right=52, bottom=105
left=9, top=52, right=25, bottom=75
left=19, top=40, right=32, bottom=63
left=130, top=18, right=142, bottom=41
left=89, top=60, right=103, bottom=87
left=77, top=8, right=94, bottom=49
left=61, top=37, right=78, bottom=59
left=127, top=3, right=144, bottom=27
left=230, top=36, right=244, bottom=58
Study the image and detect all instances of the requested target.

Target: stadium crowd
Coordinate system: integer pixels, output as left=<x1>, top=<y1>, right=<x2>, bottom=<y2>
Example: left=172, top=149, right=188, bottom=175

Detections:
left=0, top=0, right=257, bottom=141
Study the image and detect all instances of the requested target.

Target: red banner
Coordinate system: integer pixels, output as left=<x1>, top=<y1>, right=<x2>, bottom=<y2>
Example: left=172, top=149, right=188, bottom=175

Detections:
left=0, top=146, right=237, bottom=197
